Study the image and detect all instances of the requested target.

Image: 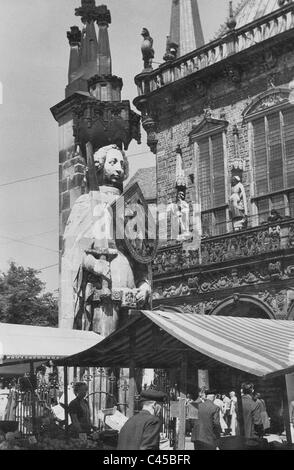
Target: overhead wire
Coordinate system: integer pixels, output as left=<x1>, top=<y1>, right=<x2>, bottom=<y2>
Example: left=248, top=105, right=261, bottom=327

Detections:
left=0, top=234, right=58, bottom=254
left=0, top=150, right=152, bottom=188
left=38, top=263, right=58, bottom=271
left=0, top=230, right=57, bottom=247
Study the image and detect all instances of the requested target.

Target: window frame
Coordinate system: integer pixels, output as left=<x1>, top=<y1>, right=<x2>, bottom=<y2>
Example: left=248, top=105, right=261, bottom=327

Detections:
left=190, top=119, right=229, bottom=236
left=247, top=101, right=294, bottom=224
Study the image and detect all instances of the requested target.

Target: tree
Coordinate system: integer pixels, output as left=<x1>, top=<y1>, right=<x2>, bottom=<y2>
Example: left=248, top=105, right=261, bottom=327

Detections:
left=0, top=261, right=58, bottom=326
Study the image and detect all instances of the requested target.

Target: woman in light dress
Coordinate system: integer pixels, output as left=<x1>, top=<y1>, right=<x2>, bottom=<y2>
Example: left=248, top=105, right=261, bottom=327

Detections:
left=229, top=391, right=238, bottom=436
left=214, top=394, right=228, bottom=434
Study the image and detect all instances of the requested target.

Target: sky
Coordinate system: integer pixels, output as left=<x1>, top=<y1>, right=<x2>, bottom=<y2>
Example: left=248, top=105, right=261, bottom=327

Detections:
left=0, top=0, right=229, bottom=293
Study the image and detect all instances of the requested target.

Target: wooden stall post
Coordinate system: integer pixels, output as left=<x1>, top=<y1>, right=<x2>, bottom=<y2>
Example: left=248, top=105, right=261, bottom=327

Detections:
left=235, top=376, right=245, bottom=437
left=281, top=375, right=292, bottom=445
left=30, top=361, right=36, bottom=436
left=64, top=366, right=69, bottom=437
left=128, top=360, right=136, bottom=418
left=177, top=353, right=188, bottom=450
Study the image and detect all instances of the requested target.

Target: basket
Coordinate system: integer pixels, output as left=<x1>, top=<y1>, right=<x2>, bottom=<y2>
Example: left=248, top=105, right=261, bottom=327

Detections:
left=0, top=421, right=19, bottom=433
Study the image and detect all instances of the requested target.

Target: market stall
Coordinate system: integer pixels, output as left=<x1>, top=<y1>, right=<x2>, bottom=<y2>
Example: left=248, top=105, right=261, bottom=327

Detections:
left=0, top=322, right=103, bottom=450
left=55, top=310, right=294, bottom=449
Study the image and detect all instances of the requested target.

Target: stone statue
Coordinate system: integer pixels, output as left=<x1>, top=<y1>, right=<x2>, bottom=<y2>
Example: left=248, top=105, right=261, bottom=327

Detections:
left=141, top=28, right=154, bottom=70
left=229, top=175, right=248, bottom=231
left=60, top=144, right=151, bottom=336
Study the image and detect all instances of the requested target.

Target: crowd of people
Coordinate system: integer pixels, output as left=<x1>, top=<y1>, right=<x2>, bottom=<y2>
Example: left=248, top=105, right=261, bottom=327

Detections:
left=64, top=381, right=292, bottom=450
left=189, top=383, right=272, bottom=450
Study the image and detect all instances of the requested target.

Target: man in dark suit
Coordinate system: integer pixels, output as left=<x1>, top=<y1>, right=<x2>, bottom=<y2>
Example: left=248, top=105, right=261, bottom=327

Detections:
left=191, top=389, right=221, bottom=450
left=241, top=383, right=263, bottom=438
left=117, top=388, right=167, bottom=450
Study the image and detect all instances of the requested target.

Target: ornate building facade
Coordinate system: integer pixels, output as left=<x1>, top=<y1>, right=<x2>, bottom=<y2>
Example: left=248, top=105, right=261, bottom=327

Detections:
left=134, top=0, right=294, bottom=324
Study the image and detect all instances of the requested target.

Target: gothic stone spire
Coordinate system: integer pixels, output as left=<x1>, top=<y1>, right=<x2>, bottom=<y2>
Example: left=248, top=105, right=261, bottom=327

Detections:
left=169, top=0, right=204, bottom=58
left=66, top=2, right=113, bottom=97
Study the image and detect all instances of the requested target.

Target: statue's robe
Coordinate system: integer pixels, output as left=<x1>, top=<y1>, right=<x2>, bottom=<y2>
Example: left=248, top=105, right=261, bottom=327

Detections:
left=60, top=185, right=148, bottom=336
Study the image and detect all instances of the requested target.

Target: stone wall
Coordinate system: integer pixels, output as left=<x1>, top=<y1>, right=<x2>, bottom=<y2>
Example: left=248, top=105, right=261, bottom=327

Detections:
left=155, top=48, right=294, bottom=211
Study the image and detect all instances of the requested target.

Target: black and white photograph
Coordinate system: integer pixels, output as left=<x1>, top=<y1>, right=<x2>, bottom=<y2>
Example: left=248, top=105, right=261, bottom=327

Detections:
left=0, top=0, right=294, bottom=455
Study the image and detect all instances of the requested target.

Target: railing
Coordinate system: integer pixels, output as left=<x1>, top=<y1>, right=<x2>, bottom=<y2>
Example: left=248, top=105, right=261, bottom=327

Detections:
left=152, top=217, right=294, bottom=276
left=135, top=4, right=294, bottom=97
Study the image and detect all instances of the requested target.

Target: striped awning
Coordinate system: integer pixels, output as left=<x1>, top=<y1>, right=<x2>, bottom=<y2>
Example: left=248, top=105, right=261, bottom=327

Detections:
left=56, top=311, right=294, bottom=379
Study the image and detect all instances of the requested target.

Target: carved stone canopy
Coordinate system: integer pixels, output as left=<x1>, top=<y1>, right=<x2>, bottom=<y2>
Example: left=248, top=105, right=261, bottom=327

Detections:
left=51, top=93, right=141, bottom=152
left=230, top=159, right=246, bottom=171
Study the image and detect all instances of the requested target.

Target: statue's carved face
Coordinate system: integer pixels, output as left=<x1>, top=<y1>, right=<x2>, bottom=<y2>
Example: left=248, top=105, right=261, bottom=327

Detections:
left=102, top=148, right=125, bottom=186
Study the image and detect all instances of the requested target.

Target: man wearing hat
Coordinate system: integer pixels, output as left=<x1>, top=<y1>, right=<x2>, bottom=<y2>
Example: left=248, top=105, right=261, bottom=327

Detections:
left=117, top=388, right=167, bottom=450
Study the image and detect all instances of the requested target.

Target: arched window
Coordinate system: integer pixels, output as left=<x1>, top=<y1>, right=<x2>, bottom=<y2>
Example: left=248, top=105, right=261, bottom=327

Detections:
left=243, top=88, right=294, bottom=223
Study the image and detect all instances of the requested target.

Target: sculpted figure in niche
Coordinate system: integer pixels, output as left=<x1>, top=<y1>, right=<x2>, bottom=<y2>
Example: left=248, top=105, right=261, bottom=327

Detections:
left=60, top=144, right=150, bottom=336
left=229, top=176, right=248, bottom=231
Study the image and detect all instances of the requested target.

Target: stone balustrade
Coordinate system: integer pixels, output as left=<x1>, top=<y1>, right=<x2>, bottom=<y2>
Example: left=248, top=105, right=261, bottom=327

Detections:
left=135, top=4, right=294, bottom=97
left=152, top=219, right=294, bottom=276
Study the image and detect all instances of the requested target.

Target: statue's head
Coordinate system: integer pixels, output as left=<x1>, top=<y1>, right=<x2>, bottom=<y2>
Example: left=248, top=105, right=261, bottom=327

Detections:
left=93, top=144, right=129, bottom=191
left=141, top=27, right=150, bottom=38
left=231, top=175, right=241, bottom=186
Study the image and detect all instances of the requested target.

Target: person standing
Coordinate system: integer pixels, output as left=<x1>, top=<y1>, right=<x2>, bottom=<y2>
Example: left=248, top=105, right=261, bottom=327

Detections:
left=253, top=392, right=270, bottom=434
left=214, top=393, right=227, bottom=435
left=290, top=400, right=294, bottom=443
left=68, top=382, right=92, bottom=436
left=229, top=391, right=238, bottom=436
left=241, top=383, right=263, bottom=438
left=192, top=390, right=222, bottom=450
left=117, top=388, right=167, bottom=450
left=222, top=393, right=231, bottom=433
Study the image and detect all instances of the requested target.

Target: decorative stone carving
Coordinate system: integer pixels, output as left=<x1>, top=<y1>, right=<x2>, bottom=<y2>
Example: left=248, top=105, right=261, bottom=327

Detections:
left=67, top=26, right=82, bottom=46
left=201, top=226, right=281, bottom=264
left=278, top=0, right=292, bottom=6
left=224, top=63, right=241, bottom=83
left=152, top=247, right=200, bottom=275
left=177, top=303, right=204, bottom=315
left=175, top=145, right=187, bottom=190
left=204, top=299, right=220, bottom=314
left=288, top=223, right=294, bottom=247
left=264, top=50, right=277, bottom=70
left=230, top=159, right=246, bottom=171
left=141, top=115, right=158, bottom=154
left=252, top=92, right=287, bottom=113
left=153, top=256, right=294, bottom=300
left=141, top=28, right=154, bottom=71
left=229, top=176, right=248, bottom=231
left=75, top=1, right=110, bottom=24
left=153, top=220, right=294, bottom=278
left=285, top=265, right=294, bottom=276
left=256, top=290, right=288, bottom=318
left=268, top=261, right=283, bottom=279
left=194, top=80, right=207, bottom=97
left=163, top=36, right=178, bottom=62
left=72, top=98, right=141, bottom=151
left=187, top=276, right=199, bottom=290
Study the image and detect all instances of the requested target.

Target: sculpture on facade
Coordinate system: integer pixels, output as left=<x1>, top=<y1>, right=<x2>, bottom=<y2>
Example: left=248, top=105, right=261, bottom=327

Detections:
left=60, top=144, right=151, bottom=337
left=229, top=175, right=248, bottom=231
left=141, top=28, right=154, bottom=70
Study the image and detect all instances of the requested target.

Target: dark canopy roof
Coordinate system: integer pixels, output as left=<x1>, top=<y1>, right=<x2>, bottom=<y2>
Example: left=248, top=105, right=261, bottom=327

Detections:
left=55, top=310, right=294, bottom=379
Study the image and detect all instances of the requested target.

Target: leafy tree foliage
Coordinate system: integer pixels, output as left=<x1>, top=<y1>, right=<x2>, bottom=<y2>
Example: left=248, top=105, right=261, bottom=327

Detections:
left=0, top=262, right=58, bottom=326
